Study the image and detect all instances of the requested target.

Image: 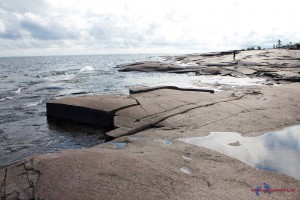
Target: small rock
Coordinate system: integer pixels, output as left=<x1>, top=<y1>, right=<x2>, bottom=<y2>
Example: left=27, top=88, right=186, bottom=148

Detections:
left=228, top=141, right=241, bottom=146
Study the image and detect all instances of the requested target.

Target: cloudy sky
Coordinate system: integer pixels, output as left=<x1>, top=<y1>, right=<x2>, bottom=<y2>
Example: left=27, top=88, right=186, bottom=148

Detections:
left=0, top=0, right=299, bottom=56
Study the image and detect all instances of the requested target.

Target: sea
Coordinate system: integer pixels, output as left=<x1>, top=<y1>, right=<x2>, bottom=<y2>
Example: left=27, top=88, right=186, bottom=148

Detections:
left=0, top=54, right=203, bottom=168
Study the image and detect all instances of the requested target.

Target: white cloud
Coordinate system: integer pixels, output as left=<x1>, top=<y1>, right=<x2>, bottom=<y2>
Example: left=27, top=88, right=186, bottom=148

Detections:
left=0, top=0, right=300, bottom=56
left=0, top=19, right=5, bottom=33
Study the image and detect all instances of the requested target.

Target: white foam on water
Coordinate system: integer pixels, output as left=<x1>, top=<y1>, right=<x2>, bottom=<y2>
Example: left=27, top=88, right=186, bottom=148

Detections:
left=79, top=65, right=95, bottom=72
left=25, top=100, right=42, bottom=108
left=14, top=88, right=21, bottom=94
left=0, top=96, right=15, bottom=101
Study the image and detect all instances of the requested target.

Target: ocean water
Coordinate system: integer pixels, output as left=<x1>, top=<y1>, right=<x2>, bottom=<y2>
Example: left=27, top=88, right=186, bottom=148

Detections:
left=0, top=54, right=204, bottom=168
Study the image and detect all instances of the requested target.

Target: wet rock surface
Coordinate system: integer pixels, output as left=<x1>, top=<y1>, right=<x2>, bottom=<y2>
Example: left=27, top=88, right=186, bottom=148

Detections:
left=1, top=49, right=300, bottom=200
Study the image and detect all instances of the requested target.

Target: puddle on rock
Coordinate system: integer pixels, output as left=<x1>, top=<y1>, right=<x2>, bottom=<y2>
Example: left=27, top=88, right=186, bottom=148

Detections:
left=182, top=155, right=193, bottom=162
left=154, top=139, right=173, bottom=145
left=180, top=167, right=192, bottom=175
left=110, top=142, right=128, bottom=149
left=178, top=125, right=300, bottom=180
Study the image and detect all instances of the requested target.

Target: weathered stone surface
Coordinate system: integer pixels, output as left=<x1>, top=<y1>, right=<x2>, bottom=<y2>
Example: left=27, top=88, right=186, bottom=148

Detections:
left=0, top=169, right=5, bottom=199
left=115, top=105, right=149, bottom=120
left=118, top=61, right=185, bottom=72
left=2, top=163, right=33, bottom=200
left=106, top=91, right=242, bottom=139
left=0, top=169, right=4, bottom=182
left=47, top=95, right=137, bottom=128
left=129, top=86, right=214, bottom=94
left=235, top=67, right=257, bottom=75
left=158, top=84, right=300, bottom=136
left=114, top=115, right=136, bottom=128
left=47, top=88, right=218, bottom=132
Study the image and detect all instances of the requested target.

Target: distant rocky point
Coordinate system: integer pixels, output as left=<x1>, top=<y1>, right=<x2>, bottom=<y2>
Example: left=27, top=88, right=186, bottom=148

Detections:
left=119, top=49, right=300, bottom=83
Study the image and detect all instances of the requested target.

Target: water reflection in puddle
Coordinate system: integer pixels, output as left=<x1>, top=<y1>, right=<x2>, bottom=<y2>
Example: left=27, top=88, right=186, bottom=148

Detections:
left=180, top=167, right=192, bottom=175
left=110, top=142, right=128, bottom=149
left=154, top=139, right=173, bottom=145
left=178, top=125, right=300, bottom=180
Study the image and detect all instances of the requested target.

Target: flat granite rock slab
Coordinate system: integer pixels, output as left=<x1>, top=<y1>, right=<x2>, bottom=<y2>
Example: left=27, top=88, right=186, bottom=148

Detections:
left=132, top=95, right=187, bottom=116
left=132, top=88, right=216, bottom=104
left=119, top=61, right=186, bottom=72
left=106, top=92, right=239, bottom=139
left=46, top=88, right=217, bottom=128
left=114, top=88, right=217, bottom=130
left=115, top=105, right=149, bottom=120
left=235, top=67, right=257, bottom=75
left=130, top=89, right=217, bottom=116
left=47, top=95, right=137, bottom=112
left=129, top=86, right=214, bottom=94
left=114, top=115, right=137, bottom=128
left=47, top=95, right=138, bottom=127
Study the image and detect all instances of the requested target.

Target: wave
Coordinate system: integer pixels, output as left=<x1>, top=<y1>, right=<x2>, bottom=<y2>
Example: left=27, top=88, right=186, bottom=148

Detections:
left=79, top=65, right=95, bottom=72
left=0, top=96, right=15, bottom=102
left=24, top=100, right=43, bottom=108
left=14, top=88, right=21, bottom=94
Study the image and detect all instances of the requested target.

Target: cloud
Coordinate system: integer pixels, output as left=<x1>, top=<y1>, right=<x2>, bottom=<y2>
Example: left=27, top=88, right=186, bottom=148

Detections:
left=0, top=8, right=80, bottom=41
left=0, top=0, right=50, bottom=14
left=0, top=19, right=5, bottom=33
left=0, top=0, right=300, bottom=56
left=19, top=12, right=80, bottom=40
left=87, top=14, right=161, bottom=48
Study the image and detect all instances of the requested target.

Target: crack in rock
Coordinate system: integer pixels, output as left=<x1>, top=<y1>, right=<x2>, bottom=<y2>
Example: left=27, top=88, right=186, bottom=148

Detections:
left=106, top=95, right=244, bottom=139
left=1, top=169, right=7, bottom=200
left=131, top=97, right=149, bottom=116
left=1, top=159, right=40, bottom=200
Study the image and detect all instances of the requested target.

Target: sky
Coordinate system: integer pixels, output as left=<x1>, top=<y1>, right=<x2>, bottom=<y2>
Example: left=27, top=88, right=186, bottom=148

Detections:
left=0, top=0, right=300, bottom=56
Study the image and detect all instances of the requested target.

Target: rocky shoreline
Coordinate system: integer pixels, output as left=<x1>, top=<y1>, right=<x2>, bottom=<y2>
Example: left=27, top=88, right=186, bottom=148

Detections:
left=1, top=49, right=300, bottom=199
left=119, top=49, right=300, bottom=83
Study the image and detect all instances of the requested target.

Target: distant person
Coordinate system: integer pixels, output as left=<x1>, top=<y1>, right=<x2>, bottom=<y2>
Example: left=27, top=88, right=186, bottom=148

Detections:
left=233, top=50, right=237, bottom=60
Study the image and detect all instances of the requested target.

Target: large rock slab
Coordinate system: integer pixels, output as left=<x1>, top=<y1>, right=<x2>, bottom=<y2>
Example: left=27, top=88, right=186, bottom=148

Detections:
left=47, top=95, right=137, bottom=128
left=107, top=90, right=242, bottom=139
left=158, top=83, right=300, bottom=136
left=129, top=86, right=214, bottom=94
left=47, top=88, right=218, bottom=133
left=118, top=61, right=186, bottom=72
